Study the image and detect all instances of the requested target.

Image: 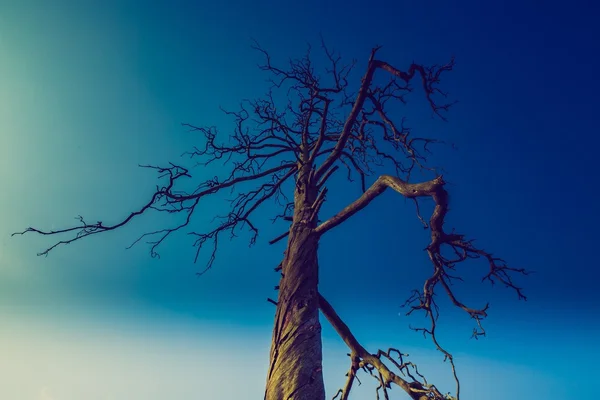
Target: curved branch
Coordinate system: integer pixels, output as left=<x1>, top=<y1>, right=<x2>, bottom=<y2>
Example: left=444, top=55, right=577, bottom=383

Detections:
left=315, top=175, right=444, bottom=236
left=319, top=293, right=453, bottom=400
left=317, top=174, right=528, bottom=399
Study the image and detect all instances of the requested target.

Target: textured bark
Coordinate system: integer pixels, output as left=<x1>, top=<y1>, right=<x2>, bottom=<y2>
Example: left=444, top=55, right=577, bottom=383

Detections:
left=264, top=169, right=325, bottom=400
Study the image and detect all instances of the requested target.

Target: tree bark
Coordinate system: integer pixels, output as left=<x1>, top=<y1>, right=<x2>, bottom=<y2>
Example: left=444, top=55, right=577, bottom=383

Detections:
left=264, top=172, right=325, bottom=400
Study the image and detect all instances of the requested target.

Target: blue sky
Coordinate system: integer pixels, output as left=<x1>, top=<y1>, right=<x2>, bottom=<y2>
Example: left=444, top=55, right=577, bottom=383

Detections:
left=1, top=0, right=598, bottom=399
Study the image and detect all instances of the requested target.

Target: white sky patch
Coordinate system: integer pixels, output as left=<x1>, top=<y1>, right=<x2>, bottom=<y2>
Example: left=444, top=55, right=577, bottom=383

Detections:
left=0, top=315, right=271, bottom=400
left=0, top=313, right=569, bottom=400
left=38, top=387, right=54, bottom=400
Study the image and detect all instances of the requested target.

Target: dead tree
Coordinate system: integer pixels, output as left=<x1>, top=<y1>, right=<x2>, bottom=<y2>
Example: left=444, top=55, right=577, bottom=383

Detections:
left=15, top=40, right=528, bottom=400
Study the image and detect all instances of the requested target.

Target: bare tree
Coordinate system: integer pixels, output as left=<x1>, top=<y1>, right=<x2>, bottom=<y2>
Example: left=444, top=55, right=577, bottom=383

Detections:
left=15, top=40, right=528, bottom=400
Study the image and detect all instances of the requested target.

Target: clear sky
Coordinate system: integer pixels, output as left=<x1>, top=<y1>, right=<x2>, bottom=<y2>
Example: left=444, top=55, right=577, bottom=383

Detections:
left=1, top=1, right=598, bottom=399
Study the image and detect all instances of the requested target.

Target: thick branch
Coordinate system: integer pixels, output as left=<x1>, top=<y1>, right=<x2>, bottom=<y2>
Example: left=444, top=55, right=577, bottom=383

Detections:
left=319, top=293, right=451, bottom=400
left=317, top=173, right=528, bottom=399
left=315, top=175, right=444, bottom=236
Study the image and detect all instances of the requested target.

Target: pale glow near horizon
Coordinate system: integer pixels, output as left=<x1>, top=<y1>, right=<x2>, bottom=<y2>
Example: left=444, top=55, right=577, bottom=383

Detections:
left=1, top=314, right=271, bottom=400
left=0, top=310, right=561, bottom=400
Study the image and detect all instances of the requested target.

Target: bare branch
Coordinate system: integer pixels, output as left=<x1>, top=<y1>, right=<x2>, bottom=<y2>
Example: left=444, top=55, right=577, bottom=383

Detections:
left=315, top=175, right=445, bottom=236
left=314, top=48, right=455, bottom=183
left=319, top=293, right=453, bottom=400
left=317, top=173, right=528, bottom=399
left=15, top=150, right=297, bottom=270
left=269, top=230, right=290, bottom=245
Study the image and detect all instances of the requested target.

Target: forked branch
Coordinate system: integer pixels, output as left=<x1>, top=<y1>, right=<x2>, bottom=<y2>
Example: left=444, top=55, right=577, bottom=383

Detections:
left=314, top=47, right=455, bottom=184
left=14, top=141, right=298, bottom=273
left=317, top=174, right=528, bottom=399
left=319, top=293, right=453, bottom=400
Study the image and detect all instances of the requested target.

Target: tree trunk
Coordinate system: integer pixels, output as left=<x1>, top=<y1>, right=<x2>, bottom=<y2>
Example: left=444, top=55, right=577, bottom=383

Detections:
left=264, top=179, right=325, bottom=400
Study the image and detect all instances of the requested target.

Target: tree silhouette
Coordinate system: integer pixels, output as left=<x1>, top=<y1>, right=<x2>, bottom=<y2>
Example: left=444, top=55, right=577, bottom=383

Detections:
left=15, top=40, right=528, bottom=400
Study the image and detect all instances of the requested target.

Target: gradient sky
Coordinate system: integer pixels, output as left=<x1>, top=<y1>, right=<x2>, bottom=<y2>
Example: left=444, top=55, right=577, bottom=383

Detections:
left=1, top=1, right=598, bottom=399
